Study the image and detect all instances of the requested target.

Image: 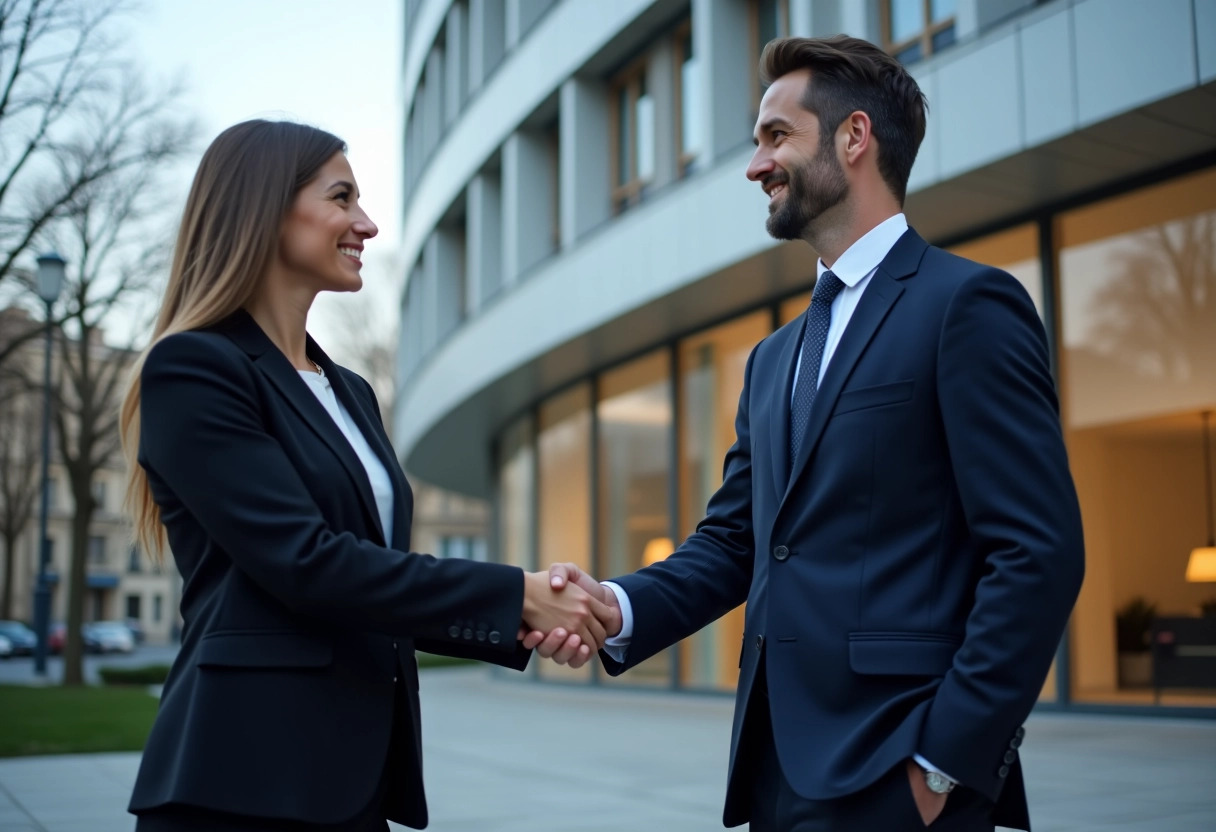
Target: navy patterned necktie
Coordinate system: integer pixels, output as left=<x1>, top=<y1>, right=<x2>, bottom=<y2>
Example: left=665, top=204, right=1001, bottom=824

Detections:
left=789, top=270, right=846, bottom=464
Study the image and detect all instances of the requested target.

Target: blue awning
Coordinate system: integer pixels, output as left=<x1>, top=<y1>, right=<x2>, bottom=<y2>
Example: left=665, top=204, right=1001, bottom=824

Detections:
left=86, top=573, right=120, bottom=589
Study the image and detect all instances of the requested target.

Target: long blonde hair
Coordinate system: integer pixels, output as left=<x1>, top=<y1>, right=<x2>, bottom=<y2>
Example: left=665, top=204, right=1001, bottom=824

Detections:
left=121, top=120, right=345, bottom=560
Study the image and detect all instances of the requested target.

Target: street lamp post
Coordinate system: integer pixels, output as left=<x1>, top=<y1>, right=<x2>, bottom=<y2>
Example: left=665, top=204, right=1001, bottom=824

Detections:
left=32, top=251, right=64, bottom=676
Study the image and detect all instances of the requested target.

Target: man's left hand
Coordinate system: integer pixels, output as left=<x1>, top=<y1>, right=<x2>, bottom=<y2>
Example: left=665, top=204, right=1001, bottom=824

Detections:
left=905, top=759, right=948, bottom=826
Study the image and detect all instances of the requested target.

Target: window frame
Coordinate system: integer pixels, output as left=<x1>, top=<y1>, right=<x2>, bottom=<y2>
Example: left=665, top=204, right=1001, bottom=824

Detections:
left=609, top=54, right=653, bottom=214
left=880, top=0, right=957, bottom=64
left=749, top=0, right=791, bottom=114
left=673, top=18, right=698, bottom=178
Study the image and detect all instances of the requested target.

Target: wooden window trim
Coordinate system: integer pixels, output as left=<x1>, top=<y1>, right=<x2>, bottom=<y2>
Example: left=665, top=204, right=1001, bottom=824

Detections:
left=880, top=0, right=956, bottom=63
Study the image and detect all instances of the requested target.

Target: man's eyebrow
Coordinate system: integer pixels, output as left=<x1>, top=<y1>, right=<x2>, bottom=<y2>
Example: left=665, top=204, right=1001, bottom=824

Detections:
left=754, top=118, right=793, bottom=144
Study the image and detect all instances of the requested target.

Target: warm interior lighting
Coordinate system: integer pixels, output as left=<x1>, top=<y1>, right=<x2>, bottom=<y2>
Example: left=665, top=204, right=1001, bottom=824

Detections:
left=1186, top=547, right=1216, bottom=582
left=1189, top=411, right=1216, bottom=581
left=643, top=537, right=674, bottom=566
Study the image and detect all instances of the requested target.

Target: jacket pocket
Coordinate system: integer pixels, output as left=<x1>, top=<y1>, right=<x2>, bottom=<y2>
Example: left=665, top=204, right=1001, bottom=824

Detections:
left=196, top=630, right=333, bottom=669
left=832, top=380, right=914, bottom=417
left=847, top=631, right=960, bottom=676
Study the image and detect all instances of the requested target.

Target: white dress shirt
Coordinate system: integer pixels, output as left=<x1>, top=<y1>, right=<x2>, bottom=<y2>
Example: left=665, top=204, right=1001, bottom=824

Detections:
left=299, top=369, right=395, bottom=545
left=600, top=213, right=955, bottom=782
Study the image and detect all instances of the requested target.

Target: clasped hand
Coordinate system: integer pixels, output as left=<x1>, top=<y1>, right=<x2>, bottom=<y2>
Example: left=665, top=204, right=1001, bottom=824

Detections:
left=517, top=564, right=621, bottom=668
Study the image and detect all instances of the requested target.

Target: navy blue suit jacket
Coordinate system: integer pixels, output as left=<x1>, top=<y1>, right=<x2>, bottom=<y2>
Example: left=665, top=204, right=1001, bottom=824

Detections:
left=128, top=310, right=529, bottom=828
left=604, top=229, right=1084, bottom=830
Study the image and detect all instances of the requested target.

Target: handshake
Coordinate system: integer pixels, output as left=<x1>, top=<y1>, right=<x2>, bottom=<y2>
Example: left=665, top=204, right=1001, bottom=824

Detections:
left=517, top=564, right=622, bottom=668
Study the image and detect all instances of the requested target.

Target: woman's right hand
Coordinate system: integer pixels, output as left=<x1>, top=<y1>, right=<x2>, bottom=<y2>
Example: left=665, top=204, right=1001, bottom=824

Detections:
left=521, top=571, right=613, bottom=666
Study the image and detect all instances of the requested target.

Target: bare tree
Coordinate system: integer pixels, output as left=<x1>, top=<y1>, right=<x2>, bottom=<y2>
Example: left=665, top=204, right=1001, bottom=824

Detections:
left=46, top=122, right=189, bottom=684
left=0, top=361, right=40, bottom=619
left=1088, top=214, right=1216, bottom=383
left=0, top=0, right=190, bottom=366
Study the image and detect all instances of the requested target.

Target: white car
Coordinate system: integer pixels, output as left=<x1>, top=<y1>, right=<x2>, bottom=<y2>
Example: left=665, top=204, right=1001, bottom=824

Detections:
left=0, top=634, right=11, bottom=659
left=83, top=621, right=136, bottom=654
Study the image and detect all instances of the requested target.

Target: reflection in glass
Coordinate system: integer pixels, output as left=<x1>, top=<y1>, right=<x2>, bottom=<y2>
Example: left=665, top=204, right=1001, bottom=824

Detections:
left=930, top=0, right=956, bottom=21
left=496, top=416, right=533, bottom=572
left=678, top=313, right=770, bottom=690
left=636, top=75, right=655, bottom=183
left=1061, top=167, right=1216, bottom=707
left=599, top=351, right=673, bottom=687
left=680, top=29, right=701, bottom=164
left=538, top=386, right=593, bottom=681
left=617, top=86, right=631, bottom=188
left=889, top=0, right=924, bottom=43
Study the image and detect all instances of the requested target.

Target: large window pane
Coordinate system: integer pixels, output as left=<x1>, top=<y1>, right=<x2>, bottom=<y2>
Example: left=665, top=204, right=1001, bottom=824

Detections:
left=538, top=386, right=593, bottom=682
left=635, top=75, right=655, bottom=183
left=679, top=27, right=701, bottom=164
left=780, top=292, right=812, bottom=326
left=1060, top=166, right=1216, bottom=707
left=678, top=312, right=770, bottom=690
left=496, top=416, right=533, bottom=573
left=598, top=351, right=673, bottom=687
left=889, top=0, right=925, bottom=43
left=616, top=86, right=631, bottom=188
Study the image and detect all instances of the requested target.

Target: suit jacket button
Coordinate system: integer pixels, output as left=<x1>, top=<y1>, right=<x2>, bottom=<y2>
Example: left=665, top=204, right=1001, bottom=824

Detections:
left=1015, top=726, right=1025, bottom=739
left=1004, top=750, right=1016, bottom=764
left=476, top=630, right=487, bottom=642
left=463, top=628, right=474, bottom=640
left=448, top=625, right=461, bottom=638
left=998, top=765, right=1010, bottom=778
left=488, top=630, right=501, bottom=644
left=755, top=635, right=764, bottom=650
left=392, top=642, right=398, bottom=650
left=773, top=545, right=789, bottom=561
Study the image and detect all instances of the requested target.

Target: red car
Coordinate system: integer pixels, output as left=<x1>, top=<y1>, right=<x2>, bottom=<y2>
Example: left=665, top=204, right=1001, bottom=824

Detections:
left=47, top=622, right=66, bottom=654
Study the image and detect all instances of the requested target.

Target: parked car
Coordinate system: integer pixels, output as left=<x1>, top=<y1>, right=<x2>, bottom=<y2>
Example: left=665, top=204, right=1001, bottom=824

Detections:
left=47, top=622, right=65, bottom=654
left=123, top=617, right=146, bottom=645
left=0, top=620, right=36, bottom=656
left=0, top=634, right=12, bottom=659
left=82, top=621, right=135, bottom=654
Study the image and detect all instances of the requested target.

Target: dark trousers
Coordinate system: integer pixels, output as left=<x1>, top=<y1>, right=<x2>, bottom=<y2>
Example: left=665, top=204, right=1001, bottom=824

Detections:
left=744, top=667, right=996, bottom=832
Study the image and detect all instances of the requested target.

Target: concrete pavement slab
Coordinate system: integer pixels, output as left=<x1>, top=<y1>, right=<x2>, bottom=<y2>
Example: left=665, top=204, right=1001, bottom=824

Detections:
left=0, top=667, right=1212, bottom=831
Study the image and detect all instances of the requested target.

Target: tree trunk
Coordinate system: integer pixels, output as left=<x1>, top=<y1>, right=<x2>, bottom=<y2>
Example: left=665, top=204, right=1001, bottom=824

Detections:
left=1, top=532, right=15, bottom=620
left=61, top=479, right=94, bottom=686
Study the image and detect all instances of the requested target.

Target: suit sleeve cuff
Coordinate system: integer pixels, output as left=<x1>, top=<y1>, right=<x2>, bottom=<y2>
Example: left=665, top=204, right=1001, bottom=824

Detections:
left=914, top=754, right=957, bottom=784
left=601, top=581, right=633, bottom=663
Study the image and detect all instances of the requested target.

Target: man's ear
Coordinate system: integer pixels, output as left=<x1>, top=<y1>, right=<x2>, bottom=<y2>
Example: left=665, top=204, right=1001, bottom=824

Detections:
left=841, top=110, right=873, bottom=166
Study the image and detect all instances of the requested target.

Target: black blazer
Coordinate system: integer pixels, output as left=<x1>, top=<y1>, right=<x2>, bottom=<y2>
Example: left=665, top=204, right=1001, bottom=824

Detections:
left=603, top=229, right=1085, bottom=831
left=128, top=310, right=529, bottom=828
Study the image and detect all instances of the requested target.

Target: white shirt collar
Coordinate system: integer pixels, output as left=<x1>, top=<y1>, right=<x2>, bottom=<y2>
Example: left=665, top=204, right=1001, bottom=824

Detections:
left=815, top=213, right=909, bottom=288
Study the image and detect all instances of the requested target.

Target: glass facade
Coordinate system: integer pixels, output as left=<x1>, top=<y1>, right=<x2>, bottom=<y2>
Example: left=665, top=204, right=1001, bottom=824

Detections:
left=1059, top=167, right=1216, bottom=707
left=678, top=313, right=771, bottom=690
left=537, top=386, right=593, bottom=682
left=598, top=351, right=673, bottom=687
left=490, top=165, right=1216, bottom=711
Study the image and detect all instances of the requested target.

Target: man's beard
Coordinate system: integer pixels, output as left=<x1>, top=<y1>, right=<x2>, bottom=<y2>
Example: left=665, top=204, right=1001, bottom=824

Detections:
left=765, top=143, right=848, bottom=241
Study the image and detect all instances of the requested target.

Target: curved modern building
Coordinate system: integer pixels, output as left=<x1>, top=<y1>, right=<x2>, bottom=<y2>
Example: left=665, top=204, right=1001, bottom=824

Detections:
left=396, top=0, right=1216, bottom=711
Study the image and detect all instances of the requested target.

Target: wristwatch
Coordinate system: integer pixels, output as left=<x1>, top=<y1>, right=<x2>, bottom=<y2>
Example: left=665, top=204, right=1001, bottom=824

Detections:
left=921, top=767, right=956, bottom=795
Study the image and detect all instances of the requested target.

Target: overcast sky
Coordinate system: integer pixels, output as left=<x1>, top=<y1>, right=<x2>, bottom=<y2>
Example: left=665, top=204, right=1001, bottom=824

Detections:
left=128, top=0, right=404, bottom=348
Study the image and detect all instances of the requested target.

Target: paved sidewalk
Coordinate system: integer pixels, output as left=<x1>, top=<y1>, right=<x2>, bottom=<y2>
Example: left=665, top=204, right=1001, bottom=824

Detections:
left=1, top=667, right=1213, bottom=831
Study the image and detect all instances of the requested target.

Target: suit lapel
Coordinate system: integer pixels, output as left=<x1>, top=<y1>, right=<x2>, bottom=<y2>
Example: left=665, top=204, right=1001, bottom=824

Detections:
left=219, top=310, right=387, bottom=546
left=780, top=229, right=927, bottom=506
left=768, top=318, right=804, bottom=498
left=316, top=346, right=411, bottom=552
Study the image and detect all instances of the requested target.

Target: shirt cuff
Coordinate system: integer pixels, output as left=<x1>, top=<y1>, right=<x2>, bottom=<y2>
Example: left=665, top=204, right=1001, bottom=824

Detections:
left=601, top=581, right=633, bottom=663
left=913, top=754, right=957, bottom=784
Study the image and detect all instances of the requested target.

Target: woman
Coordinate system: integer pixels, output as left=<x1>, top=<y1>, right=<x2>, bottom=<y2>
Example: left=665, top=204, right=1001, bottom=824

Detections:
left=120, top=120, right=608, bottom=831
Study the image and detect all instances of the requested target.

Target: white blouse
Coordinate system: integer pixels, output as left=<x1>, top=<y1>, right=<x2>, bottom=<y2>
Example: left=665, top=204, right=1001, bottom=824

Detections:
left=298, top=369, right=394, bottom=544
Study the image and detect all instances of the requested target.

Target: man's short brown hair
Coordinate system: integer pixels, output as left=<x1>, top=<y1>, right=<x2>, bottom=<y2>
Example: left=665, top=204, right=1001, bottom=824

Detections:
left=760, top=36, right=928, bottom=204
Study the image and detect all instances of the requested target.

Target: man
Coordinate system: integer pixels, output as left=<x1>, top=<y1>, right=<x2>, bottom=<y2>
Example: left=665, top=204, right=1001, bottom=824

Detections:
left=528, top=35, right=1084, bottom=832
